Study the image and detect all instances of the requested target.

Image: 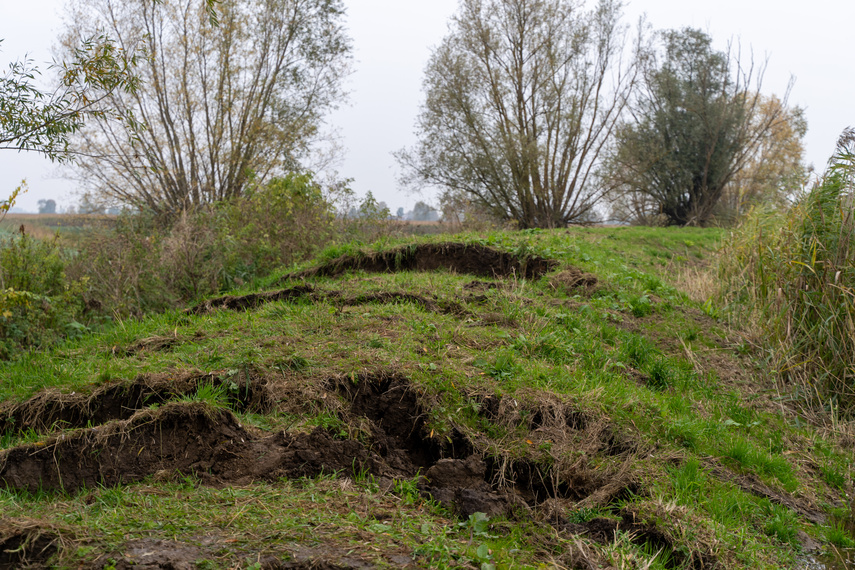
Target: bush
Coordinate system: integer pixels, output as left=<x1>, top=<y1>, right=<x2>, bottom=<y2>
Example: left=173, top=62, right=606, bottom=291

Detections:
left=217, top=173, right=337, bottom=282
left=0, top=172, right=382, bottom=355
left=68, top=212, right=175, bottom=317
left=718, top=128, right=855, bottom=412
left=0, top=228, right=85, bottom=358
left=69, top=173, right=342, bottom=318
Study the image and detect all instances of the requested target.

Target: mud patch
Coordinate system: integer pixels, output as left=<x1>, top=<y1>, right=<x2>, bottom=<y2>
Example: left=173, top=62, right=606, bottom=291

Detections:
left=287, top=243, right=557, bottom=280
left=0, top=519, right=61, bottom=569
left=420, top=456, right=528, bottom=518
left=101, top=539, right=208, bottom=570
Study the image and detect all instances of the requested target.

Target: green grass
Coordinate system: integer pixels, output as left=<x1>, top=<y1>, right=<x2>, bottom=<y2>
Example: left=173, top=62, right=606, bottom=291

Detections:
left=0, top=226, right=852, bottom=569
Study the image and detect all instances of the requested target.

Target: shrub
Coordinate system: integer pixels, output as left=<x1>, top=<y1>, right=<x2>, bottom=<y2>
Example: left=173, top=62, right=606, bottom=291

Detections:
left=217, top=173, right=337, bottom=282
left=0, top=228, right=85, bottom=358
left=68, top=212, right=175, bottom=317
left=718, top=128, right=855, bottom=413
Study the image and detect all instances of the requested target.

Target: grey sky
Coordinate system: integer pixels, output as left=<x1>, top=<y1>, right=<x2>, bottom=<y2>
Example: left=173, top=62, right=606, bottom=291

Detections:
left=1, top=0, right=853, bottom=213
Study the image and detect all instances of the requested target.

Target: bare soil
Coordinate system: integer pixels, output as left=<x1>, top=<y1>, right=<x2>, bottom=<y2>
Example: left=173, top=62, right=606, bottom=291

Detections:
left=0, top=370, right=267, bottom=437
left=0, top=519, right=61, bottom=570
left=286, top=242, right=558, bottom=280
left=0, top=374, right=637, bottom=527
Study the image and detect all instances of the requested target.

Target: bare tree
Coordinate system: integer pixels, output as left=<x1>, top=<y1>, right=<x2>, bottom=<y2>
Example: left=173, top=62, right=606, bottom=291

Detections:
left=398, top=0, right=643, bottom=229
left=61, top=0, right=351, bottom=216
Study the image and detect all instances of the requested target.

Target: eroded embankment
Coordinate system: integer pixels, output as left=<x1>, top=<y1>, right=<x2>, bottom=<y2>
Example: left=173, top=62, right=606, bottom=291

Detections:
left=286, top=242, right=558, bottom=280
left=0, top=370, right=267, bottom=437
left=0, top=519, right=61, bottom=569
left=0, top=373, right=729, bottom=567
left=188, top=285, right=470, bottom=317
left=0, top=375, right=629, bottom=516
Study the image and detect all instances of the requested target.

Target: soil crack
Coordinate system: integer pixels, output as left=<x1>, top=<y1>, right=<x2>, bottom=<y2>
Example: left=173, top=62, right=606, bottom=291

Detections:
left=285, top=242, right=557, bottom=280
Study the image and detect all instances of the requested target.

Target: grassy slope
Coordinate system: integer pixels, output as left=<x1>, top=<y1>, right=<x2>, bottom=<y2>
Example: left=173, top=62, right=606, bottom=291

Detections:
left=0, top=226, right=852, bottom=569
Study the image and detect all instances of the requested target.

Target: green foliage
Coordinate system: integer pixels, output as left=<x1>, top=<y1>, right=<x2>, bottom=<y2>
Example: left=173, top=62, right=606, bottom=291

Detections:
left=0, top=228, right=84, bottom=358
left=718, top=128, right=855, bottom=413
left=0, top=35, right=138, bottom=161
left=69, top=173, right=339, bottom=318
left=217, top=173, right=337, bottom=282
left=179, top=383, right=230, bottom=410
left=607, top=28, right=786, bottom=226
left=760, top=501, right=799, bottom=545
left=69, top=211, right=176, bottom=317
left=825, top=520, right=855, bottom=548
left=477, top=350, right=520, bottom=380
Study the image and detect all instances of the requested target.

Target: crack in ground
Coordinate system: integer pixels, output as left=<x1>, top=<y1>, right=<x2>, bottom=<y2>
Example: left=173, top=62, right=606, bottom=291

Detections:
left=284, top=242, right=558, bottom=281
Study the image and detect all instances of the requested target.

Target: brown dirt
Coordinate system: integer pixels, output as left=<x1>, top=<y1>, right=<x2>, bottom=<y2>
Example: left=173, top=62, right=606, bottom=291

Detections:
left=0, top=370, right=269, bottom=438
left=548, top=268, right=599, bottom=294
left=0, top=374, right=637, bottom=529
left=100, top=539, right=208, bottom=569
left=189, top=285, right=315, bottom=314
left=0, top=519, right=62, bottom=569
left=286, top=242, right=558, bottom=280
left=96, top=536, right=412, bottom=569
left=561, top=509, right=716, bottom=569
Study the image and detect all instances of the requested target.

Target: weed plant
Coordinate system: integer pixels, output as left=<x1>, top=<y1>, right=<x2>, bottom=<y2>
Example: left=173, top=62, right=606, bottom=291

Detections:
left=718, top=129, right=855, bottom=413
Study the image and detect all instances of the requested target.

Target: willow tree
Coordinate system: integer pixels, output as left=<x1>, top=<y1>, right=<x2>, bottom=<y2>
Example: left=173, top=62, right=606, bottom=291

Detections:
left=605, top=28, right=789, bottom=226
left=399, top=0, right=642, bottom=228
left=61, top=0, right=350, bottom=216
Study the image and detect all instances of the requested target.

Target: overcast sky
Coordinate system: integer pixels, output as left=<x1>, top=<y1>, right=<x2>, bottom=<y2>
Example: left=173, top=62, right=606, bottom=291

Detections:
left=1, top=0, right=853, bottom=213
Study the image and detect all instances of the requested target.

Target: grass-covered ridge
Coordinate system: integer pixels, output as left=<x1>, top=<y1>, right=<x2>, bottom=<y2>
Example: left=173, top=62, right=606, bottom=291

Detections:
left=0, top=226, right=852, bottom=569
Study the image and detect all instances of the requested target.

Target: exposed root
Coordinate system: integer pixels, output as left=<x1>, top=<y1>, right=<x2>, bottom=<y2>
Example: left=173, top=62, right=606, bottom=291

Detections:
left=473, top=392, right=641, bottom=512
left=561, top=505, right=718, bottom=570
left=0, top=370, right=270, bottom=438
left=0, top=518, right=65, bottom=568
left=286, top=242, right=558, bottom=280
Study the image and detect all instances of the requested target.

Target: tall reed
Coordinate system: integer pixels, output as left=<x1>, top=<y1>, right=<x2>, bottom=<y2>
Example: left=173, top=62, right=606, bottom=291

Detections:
left=718, top=129, right=855, bottom=412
